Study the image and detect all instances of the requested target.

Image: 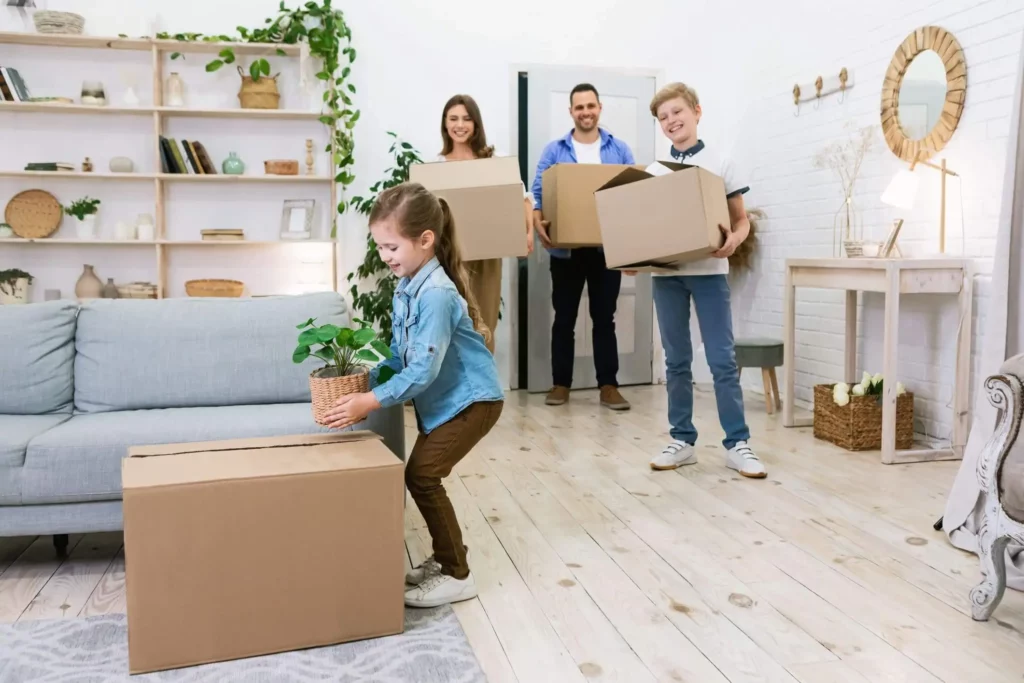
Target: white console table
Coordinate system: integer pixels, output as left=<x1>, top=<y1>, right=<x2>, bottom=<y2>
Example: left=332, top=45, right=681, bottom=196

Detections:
left=782, top=257, right=973, bottom=464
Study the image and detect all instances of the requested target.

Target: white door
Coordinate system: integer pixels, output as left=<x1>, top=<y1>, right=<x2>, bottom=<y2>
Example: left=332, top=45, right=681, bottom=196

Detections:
left=520, top=67, right=656, bottom=393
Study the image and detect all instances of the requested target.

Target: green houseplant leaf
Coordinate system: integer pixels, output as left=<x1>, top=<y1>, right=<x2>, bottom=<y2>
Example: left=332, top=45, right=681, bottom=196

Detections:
left=292, top=345, right=311, bottom=363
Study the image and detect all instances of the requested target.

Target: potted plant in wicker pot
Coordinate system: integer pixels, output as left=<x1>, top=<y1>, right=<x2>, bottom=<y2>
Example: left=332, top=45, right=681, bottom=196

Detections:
left=0, top=268, right=32, bottom=304
left=293, top=317, right=395, bottom=426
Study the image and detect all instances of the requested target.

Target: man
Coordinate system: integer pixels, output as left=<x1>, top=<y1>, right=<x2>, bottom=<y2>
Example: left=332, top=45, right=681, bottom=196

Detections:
left=530, top=83, right=635, bottom=411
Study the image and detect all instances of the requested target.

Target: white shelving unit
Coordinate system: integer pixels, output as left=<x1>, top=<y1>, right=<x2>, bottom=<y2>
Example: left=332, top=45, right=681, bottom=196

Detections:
left=0, top=30, right=339, bottom=299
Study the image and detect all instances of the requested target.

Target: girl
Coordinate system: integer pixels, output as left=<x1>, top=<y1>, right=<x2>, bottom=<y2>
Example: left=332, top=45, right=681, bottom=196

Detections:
left=323, top=182, right=504, bottom=609
left=436, top=93, right=535, bottom=353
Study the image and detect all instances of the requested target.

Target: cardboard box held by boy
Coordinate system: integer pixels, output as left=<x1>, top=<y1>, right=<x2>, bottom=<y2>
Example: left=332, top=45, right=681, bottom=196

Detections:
left=595, top=161, right=730, bottom=272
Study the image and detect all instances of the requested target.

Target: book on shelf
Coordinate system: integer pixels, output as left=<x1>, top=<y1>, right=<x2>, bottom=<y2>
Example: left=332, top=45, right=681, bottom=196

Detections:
left=25, top=162, right=76, bottom=172
left=0, top=66, right=30, bottom=102
left=158, top=137, right=218, bottom=174
left=201, top=229, right=245, bottom=241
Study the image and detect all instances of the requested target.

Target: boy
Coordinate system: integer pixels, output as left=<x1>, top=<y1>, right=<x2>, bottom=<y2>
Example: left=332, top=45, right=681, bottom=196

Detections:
left=646, top=82, right=766, bottom=479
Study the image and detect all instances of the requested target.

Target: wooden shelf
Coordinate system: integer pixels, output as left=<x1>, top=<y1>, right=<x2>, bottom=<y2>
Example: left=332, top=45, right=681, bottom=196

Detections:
left=0, top=238, right=156, bottom=245
left=160, top=240, right=336, bottom=246
left=0, top=170, right=331, bottom=183
left=0, top=101, right=322, bottom=120
left=0, top=31, right=300, bottom=56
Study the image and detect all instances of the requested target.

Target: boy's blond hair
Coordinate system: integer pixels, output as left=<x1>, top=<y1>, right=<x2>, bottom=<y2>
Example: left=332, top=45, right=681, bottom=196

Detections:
left=649, top=82, right=699, bottom=117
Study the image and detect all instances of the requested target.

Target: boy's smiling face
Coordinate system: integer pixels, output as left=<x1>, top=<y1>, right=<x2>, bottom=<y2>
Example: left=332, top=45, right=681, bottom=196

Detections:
left=657, top=96, right=702, bottom=151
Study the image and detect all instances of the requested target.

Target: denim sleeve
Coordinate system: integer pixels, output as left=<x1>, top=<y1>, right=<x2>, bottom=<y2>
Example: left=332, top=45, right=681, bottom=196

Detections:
left=621, top=141, right=635, bottom=165
left=371, top=288, right=457, bottom=408
left=531, top=143, right=557, bottom=211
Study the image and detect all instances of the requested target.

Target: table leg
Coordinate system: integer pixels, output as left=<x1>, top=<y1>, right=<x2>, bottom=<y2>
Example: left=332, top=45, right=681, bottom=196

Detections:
left=783, top=265, right=796, bottom=427
left=845, top=290, right=858, bottom=382
left=954, top=269, right=973, bottom=456
left=882, top=266, right=901, bottom=464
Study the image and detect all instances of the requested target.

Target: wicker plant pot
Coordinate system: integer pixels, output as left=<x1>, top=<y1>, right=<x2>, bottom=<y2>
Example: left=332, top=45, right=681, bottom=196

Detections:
left=309, top=367, right=370, bottom=426
left=237, top=67, right=280, bottom=110
left=813, top=383, right=914, bottom=451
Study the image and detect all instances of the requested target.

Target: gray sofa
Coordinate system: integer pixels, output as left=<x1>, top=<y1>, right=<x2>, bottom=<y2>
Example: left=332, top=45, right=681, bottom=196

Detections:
left=0, top=292, right=405, bottom=548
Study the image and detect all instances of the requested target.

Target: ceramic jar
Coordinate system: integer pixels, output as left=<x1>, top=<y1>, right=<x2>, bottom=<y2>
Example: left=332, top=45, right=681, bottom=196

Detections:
left=222, top=152, right=245, bottom=175
left=76, top=215, right=97, bottom=240
left=166, top=72, right=185, bottom=107
left=136, top=214, right=155, bottom=241
left=101, top=278, right=120, bottom=298
left=75, top=264, right=103, bottom=300
left=109, top=156, right=134, bottom=173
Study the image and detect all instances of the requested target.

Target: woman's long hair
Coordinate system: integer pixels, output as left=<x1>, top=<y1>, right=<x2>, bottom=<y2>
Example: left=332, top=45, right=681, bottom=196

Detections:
left=439, top=94, right=494, bottom=159
left=369, top=183, right=491, bottom=346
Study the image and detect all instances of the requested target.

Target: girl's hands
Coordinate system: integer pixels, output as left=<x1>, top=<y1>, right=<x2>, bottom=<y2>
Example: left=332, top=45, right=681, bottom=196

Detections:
left=324, top=392, right=382, bottom=430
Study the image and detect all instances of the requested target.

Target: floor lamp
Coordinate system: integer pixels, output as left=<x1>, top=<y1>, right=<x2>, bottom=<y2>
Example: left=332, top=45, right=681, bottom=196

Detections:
left=881, top=153, right=959, bottom=253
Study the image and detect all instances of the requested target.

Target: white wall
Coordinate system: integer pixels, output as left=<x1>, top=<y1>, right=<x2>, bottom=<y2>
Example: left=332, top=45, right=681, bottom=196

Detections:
left=726, top=0, right=1024, bottom=445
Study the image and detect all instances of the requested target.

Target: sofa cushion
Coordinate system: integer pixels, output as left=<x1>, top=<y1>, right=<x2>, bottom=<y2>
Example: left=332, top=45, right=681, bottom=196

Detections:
left=0, top=414, right=70, bottom=505
left=20, top=404, right=335, bottom=505
left=0, top=301, right=78, bottom=414
left=74, top=293, right=349, bottom=413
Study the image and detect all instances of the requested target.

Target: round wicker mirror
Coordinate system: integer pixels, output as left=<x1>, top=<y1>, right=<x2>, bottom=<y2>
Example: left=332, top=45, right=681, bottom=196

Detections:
left=880, top=26, right=966, bottom=162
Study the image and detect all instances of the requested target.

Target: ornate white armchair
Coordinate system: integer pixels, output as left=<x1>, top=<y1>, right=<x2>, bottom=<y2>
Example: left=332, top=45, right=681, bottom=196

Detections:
left=970, top=370, right=1024, bottom=620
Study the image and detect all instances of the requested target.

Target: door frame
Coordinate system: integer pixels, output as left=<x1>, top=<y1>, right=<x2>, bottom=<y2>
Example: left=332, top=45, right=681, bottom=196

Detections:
left=505, top=63, right=667, bottom=390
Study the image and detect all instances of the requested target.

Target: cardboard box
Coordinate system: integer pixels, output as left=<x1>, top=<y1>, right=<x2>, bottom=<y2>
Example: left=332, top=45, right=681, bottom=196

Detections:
left=122, top=431, right=405, bottom=674
left=409, top=156, right=527, bottom=261
left=594, top=162, right=730, bottom=271
left=541, top=163, right=645, bottom=247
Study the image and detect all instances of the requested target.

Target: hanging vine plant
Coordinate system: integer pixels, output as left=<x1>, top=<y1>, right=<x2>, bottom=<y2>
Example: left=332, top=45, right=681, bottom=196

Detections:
left=153, top=0, right=358, bottom=236
left=348, top=132, right=424, bottom=344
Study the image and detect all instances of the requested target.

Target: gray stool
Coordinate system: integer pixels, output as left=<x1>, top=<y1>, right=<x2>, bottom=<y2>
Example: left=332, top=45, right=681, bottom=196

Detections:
left=735, top=337, right=783, bottom=415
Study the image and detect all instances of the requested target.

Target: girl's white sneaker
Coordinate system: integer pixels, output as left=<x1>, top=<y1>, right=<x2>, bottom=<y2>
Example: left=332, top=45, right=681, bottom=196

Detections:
left=404, top=572, right=478, bottom=608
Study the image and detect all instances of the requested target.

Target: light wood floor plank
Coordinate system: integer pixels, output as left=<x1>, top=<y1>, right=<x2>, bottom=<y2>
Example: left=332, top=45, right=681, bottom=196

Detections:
left=78, top=547, right=125, bottom=618
left=0, top=534, right=83, bottom=623
left=18, top=532, right=122, bottom=622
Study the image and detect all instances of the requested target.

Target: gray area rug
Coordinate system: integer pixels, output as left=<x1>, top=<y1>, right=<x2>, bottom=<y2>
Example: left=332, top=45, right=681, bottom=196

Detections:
left=0, top=606, right=486, bottom=682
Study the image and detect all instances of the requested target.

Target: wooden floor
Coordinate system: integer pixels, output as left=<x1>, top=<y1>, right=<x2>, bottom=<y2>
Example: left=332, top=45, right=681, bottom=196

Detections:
left=3, top=386, right=1024, bottom=682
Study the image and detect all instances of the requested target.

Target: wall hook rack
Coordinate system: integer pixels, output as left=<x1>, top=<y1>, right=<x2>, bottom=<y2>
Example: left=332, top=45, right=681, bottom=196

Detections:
left=792, top=67, right=854, bottom=114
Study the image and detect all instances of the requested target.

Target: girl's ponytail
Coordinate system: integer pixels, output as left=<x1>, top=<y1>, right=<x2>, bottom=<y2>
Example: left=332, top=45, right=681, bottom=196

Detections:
left=436, top=197, right=491, bottom=348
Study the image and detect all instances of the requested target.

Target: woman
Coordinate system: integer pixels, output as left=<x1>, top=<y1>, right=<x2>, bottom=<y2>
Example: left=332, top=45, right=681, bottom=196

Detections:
left=436, top=94, right=534, bottom=353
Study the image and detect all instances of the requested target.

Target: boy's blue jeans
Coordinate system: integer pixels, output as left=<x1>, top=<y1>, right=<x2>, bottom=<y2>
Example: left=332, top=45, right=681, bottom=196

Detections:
left=653, top=274, right=750, bottom=449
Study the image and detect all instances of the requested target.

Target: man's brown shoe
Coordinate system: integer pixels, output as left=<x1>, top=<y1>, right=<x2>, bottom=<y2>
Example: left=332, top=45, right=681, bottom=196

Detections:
left=600, top=385, right=630, bottom=411
left=545, top=386, right=570, bottom=406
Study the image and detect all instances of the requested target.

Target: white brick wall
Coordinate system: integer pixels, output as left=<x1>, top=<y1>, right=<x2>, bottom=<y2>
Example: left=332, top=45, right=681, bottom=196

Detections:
left=727, top=0, right=1024, bottom=445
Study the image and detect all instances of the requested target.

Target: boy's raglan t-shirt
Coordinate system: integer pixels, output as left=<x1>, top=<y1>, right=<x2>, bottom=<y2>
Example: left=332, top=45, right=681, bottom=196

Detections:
left=654, top=140, right=749, bottom=277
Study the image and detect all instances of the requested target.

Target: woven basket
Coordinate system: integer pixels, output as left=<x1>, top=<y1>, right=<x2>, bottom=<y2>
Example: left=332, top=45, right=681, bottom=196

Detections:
left=184, top=279, right=244, bottom=297
left=237, top=66, right=280, bottom=110
left=813, top=383, right=914, bottom=451
left=310, top=367, right=370, bottom=426
left=33, top=11, right=85, bottom=34
left=4, top=189, right=62, bottom=239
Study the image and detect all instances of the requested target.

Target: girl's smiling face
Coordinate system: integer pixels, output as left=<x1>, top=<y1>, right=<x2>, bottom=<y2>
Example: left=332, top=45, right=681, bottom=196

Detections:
left=371, top=215, right=435, bottom=280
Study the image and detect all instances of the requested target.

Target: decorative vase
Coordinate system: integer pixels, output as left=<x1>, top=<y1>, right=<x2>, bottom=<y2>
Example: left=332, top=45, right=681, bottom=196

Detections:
left=115, top=220, right=135, bottom=240
left=222, top=152, right=245, bottom=175
left=166, top=72, right=184, bottom=107
left=75, top=265, right=103, bottom=300
left=109, top=156, right=134, bottom=173
left=0, top=277, right=30, bottom=305
left=122, top=85, right=140, bottom=107
left=101, top=278, right=120, bottom=299
left=76, top=215, right=97, bottom=240
left=136, top=214, right=155, bottom=241
left=80, top=80, right=106, bottom=106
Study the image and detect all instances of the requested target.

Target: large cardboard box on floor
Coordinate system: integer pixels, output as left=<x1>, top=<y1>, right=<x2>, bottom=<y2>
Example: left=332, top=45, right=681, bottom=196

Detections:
left=409, top=156, right=527, bottom=261
left=122, top=431, right=405, bottom=675
left=594, top=162, right=731, bottom=272
left=540, top=163, right=644, bottom=247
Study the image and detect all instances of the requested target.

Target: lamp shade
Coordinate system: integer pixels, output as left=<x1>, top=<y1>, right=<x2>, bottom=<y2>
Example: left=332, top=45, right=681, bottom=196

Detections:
left=881, top=169, right=919, bottom=210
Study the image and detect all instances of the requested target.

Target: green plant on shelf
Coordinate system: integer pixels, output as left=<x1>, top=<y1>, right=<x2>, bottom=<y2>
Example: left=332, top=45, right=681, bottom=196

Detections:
left=150, top=0, right=358, bottom=237
left=63, top=197, right=100, bottom=220
left=347, top=132, right=424, bottom=345
left=0, top=268, right=32, bottom=296
left=292, top=316, right=395, bottom=383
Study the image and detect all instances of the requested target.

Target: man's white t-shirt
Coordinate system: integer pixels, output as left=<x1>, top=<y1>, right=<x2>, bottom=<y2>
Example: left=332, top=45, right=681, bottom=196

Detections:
left=653, top=141, right=749, bottom=277
left=571, top=138, right=602, bottom=165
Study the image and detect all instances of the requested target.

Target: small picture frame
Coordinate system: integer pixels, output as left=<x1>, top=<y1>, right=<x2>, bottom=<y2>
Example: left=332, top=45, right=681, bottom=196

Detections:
left=280, top=199, right=315, bottom=240
left=881, top=218, right=904, bottom=258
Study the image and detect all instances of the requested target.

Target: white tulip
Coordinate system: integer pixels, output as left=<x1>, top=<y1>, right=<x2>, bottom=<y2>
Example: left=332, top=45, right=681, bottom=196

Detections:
left=833, top=382, right=849, bottom=395
left=852, top=384, right=866, bottom=396
left=834, top=392, right=850, bottom=407
left=862, top=371, right=872, bottom=386
left=872, top=373, right=884, bottom=386
left=896, top=381, right=906, bottom=396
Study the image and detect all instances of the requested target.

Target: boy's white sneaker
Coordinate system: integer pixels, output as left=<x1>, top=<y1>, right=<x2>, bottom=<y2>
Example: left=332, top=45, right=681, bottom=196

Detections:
left=650, top=441, right=697, bottom=470
left=405, top=555, right=441, bottom=586
left=726, top=441, right=766, bottom=478
left=404, top=572, right=478, bottom=608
